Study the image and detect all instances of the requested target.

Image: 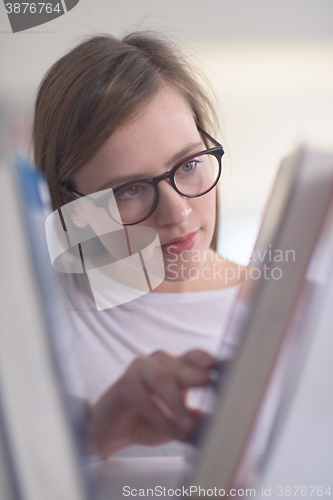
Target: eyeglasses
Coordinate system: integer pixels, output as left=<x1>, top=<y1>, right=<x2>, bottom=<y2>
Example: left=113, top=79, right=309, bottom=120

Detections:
left=68, top=128, right=224, bottom=226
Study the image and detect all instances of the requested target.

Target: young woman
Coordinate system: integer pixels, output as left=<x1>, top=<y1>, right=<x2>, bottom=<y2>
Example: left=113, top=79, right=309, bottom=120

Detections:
left=33, top=32, right=242, bottom=457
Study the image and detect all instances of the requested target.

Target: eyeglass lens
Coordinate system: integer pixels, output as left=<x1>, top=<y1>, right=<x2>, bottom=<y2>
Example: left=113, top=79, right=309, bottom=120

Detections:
left=110, top=153, right=220, bottom=225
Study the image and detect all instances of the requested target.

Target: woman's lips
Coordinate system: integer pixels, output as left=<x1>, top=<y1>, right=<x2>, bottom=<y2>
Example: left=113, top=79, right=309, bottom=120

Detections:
left=161, top=231, right=199, bottom=255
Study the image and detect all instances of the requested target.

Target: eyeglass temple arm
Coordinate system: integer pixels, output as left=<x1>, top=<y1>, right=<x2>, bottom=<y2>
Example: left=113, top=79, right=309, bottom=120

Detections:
left=197, top=125, right=223, bottom=148
left=68, top=187, right=108, bottom=208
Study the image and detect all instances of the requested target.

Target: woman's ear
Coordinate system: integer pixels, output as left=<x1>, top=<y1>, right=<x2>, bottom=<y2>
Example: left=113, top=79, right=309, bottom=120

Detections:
left=57, top=184, right=88, bottom=228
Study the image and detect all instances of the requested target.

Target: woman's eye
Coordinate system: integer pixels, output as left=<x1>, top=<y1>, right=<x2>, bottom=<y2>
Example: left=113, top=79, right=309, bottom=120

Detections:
left=116, top=184, right=141, bottom=200
left=180, top=158, right=200, bottom=173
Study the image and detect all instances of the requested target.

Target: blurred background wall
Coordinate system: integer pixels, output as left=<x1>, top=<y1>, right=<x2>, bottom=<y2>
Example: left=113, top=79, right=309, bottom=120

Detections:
left=1, top=0, right=332, bottom=263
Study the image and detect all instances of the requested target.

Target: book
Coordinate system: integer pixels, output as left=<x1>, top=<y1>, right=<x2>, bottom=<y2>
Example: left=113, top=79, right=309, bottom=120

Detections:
left=186, top=146, right=333, bottom=497
left=0, top=158, right=90, bottom=500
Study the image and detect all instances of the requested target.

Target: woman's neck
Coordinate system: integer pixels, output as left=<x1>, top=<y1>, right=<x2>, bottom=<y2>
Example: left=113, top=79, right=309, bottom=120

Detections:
left=152, top=250, right=244, bottom=293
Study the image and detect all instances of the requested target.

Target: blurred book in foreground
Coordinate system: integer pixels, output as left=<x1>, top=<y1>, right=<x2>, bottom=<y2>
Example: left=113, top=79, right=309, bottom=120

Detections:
left=186, top=146, right=333, bottom=498
left=0, top=158, right=91, bottom=500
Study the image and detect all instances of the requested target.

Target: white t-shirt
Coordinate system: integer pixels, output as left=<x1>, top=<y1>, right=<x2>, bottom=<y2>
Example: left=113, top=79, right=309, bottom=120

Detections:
left=62, top=273, right=240, bottom=404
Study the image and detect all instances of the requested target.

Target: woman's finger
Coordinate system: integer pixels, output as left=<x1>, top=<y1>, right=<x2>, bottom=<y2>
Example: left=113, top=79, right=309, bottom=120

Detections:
left=179, top=350, right=216, bottom=369
left=128, top=350, right=215, bottom=430
left=128, top=355, right=194, bottom=433
left=145, top=350, right=216, bottom=388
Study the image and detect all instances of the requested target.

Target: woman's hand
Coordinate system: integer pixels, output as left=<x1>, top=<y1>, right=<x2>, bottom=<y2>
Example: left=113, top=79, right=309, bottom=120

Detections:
left=89, top=349, right=216, bottom=458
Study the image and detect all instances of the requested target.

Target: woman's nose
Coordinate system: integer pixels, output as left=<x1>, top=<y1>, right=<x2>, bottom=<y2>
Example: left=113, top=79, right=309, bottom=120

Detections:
left=154, top=181, right=192, bottom=226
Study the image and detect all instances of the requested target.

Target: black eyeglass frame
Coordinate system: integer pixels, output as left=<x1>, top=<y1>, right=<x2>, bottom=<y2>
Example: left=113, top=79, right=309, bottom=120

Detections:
left=68, top=127, right=224, bottom=226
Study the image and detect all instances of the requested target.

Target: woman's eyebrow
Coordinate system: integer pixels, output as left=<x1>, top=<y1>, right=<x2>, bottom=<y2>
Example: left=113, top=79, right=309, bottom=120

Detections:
left=96, top=140, right=204, bottom=191
left=165, top=141, right=203, bottom=168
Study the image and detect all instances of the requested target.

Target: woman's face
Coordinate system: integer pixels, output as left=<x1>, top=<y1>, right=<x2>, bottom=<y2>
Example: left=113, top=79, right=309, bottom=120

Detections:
left=71, top=85, right=216, bottom=282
